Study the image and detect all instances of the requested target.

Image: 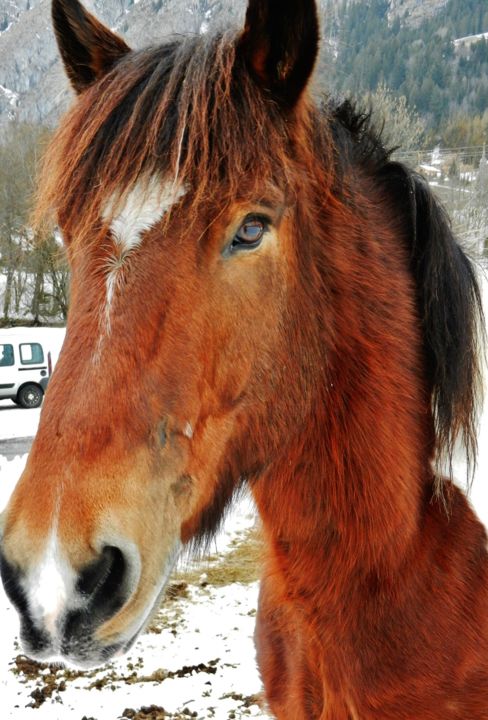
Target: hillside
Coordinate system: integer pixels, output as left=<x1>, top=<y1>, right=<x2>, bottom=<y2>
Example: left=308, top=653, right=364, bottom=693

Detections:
left=0, top=0, right=486, bottom=138
left=329, top=0, right=488, bottom=141
left=0, top=0, right=248, bottom=130
left=388, top=0, right=449, bottom=27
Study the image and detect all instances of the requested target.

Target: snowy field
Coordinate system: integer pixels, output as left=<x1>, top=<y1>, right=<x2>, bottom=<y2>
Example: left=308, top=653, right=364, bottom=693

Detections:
left=1, top=302, right=488, bottom=718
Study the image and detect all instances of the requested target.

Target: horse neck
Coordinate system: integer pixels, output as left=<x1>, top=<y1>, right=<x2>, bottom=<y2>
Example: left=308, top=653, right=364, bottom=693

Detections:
left=252, top=187, right=436, bottom=600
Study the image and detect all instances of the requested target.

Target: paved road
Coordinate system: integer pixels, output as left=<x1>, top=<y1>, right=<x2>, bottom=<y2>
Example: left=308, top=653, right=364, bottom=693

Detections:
left=0, top=436, right=33, bottom=460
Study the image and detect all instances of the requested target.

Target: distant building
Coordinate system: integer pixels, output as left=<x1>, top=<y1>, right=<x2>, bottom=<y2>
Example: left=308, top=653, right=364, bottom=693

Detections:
left=419, top=163, right=442, bottom=179
left=454, top=32, right=488, bottom=53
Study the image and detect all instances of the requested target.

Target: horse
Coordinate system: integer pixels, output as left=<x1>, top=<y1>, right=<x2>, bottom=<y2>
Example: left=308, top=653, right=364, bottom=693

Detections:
left=1, top=0, right=487, bottom=717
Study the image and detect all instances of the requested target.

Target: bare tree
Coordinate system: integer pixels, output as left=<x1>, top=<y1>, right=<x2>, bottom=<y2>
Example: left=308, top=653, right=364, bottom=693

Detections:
left=463, top=148, right=488, bottom=255
left=0, top=122, right=67, bottom=324
left=29, top=233, right=69, bottom=322
left=364, top=82, right=425, bottom=153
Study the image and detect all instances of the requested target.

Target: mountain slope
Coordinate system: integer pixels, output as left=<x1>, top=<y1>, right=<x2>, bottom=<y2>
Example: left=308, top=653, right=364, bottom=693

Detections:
left=0, top=0, right=246, bottom=130
left=329, top=0, right=488, bottom=135
left=0, top=0, right=484, bottom=133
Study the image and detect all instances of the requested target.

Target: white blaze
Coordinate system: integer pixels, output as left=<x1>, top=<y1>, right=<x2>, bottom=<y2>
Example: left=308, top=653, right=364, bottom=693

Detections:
left=25, top=527, right=77, bottom=639
left=100, top=177, right=186, bottom=336
left=103, top=176, right=181, bottom=255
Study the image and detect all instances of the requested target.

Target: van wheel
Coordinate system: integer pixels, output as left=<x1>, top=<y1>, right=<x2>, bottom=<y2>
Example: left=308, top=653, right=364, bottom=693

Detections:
left=17, top=384, right=43, bottom=409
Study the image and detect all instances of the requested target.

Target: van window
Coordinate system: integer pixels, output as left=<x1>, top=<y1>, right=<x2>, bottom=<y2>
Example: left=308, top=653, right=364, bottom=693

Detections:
left=20, top=343, right=44, bottom=365
left=0, top=344, right=14, bottom=367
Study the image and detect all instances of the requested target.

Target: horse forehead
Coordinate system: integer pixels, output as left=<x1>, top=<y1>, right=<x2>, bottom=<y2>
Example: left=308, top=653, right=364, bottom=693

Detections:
left=102, top=177, right=187, bottom=252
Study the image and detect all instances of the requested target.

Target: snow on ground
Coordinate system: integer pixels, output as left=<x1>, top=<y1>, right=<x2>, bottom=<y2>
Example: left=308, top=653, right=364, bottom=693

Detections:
left=0, top=84, right=19, bottom=108
left=454, top=31, right=488, bottom=48
left=0, top=401, right=41, bottom=439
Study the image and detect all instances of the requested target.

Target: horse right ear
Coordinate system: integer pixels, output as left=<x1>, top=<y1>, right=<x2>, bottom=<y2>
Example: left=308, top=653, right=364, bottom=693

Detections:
left=238, top=0, right=319, bottom=109
left=52, top=0, right=131, bottom=94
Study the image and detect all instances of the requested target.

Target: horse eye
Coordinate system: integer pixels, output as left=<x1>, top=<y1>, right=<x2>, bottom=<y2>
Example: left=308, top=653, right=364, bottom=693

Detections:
left=232, top=219, right=266, bottom=249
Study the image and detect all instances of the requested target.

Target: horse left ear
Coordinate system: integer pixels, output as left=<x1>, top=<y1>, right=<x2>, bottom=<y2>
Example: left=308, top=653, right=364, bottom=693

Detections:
left=238, top=0, right=319, bottom=108
left=52, top=0, right=131, bottom=94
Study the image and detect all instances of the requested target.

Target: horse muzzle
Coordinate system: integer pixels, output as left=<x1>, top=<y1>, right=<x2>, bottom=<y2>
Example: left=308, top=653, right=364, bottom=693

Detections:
left=0, top=537, right=175, bottom=668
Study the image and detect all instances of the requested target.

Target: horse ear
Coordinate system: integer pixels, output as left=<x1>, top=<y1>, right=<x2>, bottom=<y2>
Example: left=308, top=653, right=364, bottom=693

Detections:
left=238, top=0, right=319, bottom=108
left=52, top=0, right=131, bottom=94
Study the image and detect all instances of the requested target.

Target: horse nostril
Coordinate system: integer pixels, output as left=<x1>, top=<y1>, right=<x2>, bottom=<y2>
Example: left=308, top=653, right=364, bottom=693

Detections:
left=77, top=546, right=128, bottom=619
left=0, top=551, right=51, bottom=653
left=61, top=545, right=137, bottom=657
left=0, top=551, right=27, bottom=614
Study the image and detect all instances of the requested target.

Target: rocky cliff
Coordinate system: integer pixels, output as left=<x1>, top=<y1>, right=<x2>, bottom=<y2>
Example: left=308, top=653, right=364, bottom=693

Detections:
left=0, top=0, right=247, bottom=130
left=388, top=0, right=450, bottom=27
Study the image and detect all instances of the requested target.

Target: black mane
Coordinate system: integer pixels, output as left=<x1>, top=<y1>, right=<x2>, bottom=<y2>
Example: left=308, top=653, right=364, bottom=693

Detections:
left=329, top=98, right=393, bottom=174
left=328, top=97, right=484, bottom=487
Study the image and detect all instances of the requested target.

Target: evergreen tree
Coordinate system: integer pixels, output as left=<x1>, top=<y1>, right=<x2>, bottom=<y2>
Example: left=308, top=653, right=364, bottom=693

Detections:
left=327, top=0, right=488, bottom=143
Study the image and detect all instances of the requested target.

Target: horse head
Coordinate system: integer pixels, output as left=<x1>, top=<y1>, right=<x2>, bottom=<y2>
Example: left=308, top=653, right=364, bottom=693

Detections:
left=0, top=0, right=323, bottom=667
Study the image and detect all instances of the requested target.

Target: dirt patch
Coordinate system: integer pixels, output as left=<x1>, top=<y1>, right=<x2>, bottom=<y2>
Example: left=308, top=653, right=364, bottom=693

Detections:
left=11, top=655, right=45, bottom=680
left=121, top=706, right=197, bottom=719
left=85, top=659, right=219, bottom=691
left=165, top=582, right=190, bottom=601
left=221, top=691, right=263, bottom=708
left=168, top=659, right=219, bottom=679
left=11, top=655, right=88, bottom=708
left=148, top=529, right=262, bottom=636
left=27, top=683, right=63, bottom=709
left=13, top=654, right=91, bottom=682
left=12, top=652, right=220, bottom=699
left=174, top=527, right=263, bottom=587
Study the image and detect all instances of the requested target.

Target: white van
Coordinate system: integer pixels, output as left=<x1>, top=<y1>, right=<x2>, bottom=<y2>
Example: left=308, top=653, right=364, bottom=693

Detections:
left=0, top=328, right=66, bottom=408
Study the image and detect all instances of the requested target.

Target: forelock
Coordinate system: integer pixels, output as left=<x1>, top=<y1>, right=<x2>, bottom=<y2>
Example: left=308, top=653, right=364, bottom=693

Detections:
left=35, top=31, right=299, bottom=236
